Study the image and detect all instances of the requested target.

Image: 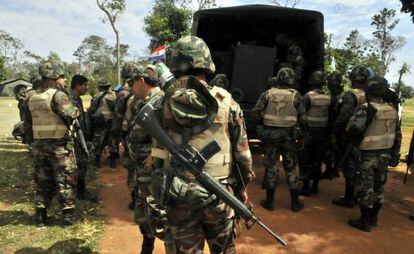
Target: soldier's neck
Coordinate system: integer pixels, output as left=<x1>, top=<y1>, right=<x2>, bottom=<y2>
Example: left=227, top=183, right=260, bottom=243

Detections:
left=43, top=79, right=57, bottom=89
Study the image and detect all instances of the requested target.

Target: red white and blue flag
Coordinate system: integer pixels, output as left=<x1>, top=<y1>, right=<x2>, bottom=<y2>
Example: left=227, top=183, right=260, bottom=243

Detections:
left=148, top=45, right=166, bottom=62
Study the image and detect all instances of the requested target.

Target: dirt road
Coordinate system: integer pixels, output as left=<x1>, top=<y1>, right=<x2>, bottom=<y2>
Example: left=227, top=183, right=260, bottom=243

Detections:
left=98, top=153, right=414, bottom=254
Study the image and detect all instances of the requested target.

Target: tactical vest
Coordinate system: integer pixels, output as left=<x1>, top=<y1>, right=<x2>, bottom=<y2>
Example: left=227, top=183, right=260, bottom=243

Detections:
left=359, top=102, right=397, bottom=150
left=165, top=85, right=233, bottom=180
left=307, top=91, right=331, bottom=127
left=262, top=88, right=298, bottom=127
left=28, top=89, right=68, bottom=139
left=350, top=88, right=367, bottom=107
left=122, top=95, right=136, bottom=132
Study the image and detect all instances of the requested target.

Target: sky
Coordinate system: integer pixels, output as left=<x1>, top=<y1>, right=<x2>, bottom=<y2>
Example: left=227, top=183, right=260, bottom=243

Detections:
left=0, top=0, right=413, bottom=85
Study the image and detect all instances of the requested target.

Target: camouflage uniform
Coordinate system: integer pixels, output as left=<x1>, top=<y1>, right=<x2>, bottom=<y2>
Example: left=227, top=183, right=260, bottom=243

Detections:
left=346, top=77, right=401, bottom=232
left=88, top=81, right=116, bottom=167
left=253, top=67, right=305, bottom=212
left=332, top=66, right=369, bottom=208
left=23, top=60, right=80, bottom=226
left=157, top=35, right=254, bottom=254
left=299, top=71, right=333, bottom=196
left=15, top=85, right=28, bottom=121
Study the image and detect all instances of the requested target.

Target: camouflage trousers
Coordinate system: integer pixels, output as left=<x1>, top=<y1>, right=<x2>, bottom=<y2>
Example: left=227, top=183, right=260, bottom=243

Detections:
left=74, top=142, right=89, bottom=180
left=299, top=130, right=330, bottom=181
left=355, top=152, right=389, bottom=208
left=262, top=139, right=300, bottom=190
left=92, top=125, right=115, bottom=158
left=167, top=184, right=236, bottom=254
left=32, top=141, right=77, bottom=210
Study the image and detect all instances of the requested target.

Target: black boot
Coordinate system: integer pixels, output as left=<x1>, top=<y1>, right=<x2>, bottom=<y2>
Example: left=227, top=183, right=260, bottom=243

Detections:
left=311, top=180, right=319, bottom=195
left=260, top=188, right=276, bottom=211
left=128, top=190, right=136, bottom=210
left=348, top=206, right=372, bottom=232
left=332, top=179, right=355, bottom=208
left=300, top=180, right=312, bottom=197
left=322, top=165, right=335, bottom=180
left=35, top=208, right=47, bottom=227
left=409, top=212, right=414, bottom=221
left=141, top=236, right=155, bottom=254
left=62, top=208, right=80, bottom=227
left=290, top=189, right=304, bottom=212
left=77, top=177, right=98, bottom=203
left=370, top=203, right=382, bottom=227
left=109, top=152, right=116, bottom=168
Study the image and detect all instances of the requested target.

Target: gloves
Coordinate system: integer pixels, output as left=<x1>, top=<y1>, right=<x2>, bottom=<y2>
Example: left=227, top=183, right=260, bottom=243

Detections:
left=155, top=62, right=174, bottom=88
left=185, top=182, right=217, bottom=210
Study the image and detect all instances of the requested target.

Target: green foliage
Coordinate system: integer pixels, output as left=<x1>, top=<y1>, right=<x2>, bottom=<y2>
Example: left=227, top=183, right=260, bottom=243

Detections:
left=0, top=56, right=10, bottom=81
left=144, top=0, right=192, bottom=49
left=400, top=0, right=414, bottom=23
left=393, top=81, right=414, bottom=99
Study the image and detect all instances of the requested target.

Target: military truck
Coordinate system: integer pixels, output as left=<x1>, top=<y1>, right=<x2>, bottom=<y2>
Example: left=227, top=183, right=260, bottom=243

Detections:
left=192, top=4, right=324, bottom=134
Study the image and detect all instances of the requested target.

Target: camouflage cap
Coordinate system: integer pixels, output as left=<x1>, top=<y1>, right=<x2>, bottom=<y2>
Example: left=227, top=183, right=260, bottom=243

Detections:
left=163, top=76, right=218, bottom=135
left=365, top=77, right=385, bottom=98
left=210, top=74, right=229, bottom=90
left=121, top=62, right=139, bottom=81
left=309, top=70, right=325, bottom=86
left=275, top=67, right=296, bottom=87
left=97, top=79, right=111, bottom=88
left=327, top=71, right=343, bottom=87
left=131, top=65, right=159, bottom=84
left=349, top=65, right=369, bottom=83
left=39, top=59, right=65, bottom=79
left=169, top=35, right=216, bottom=74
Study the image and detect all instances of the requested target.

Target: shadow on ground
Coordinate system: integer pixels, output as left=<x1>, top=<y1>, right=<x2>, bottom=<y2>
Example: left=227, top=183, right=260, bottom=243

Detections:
left=14, top=239, right=98, bottom=254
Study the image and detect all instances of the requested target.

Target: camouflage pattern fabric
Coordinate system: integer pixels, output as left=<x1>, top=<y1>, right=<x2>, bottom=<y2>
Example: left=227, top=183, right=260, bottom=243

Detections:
left=39, top=59, right=65, bottom=79
left=121, top=62, right=138, bottom=82
left=111, top=87, right=132, bottom=140
left=354, top=153, right=388, bottom=208
left=167, top=184, right=235, bottom=254
left=32, top=141, right=77, bottom=210
left=349, top=65, right=369, bottom=83
left=68, top=90, right=89, bottom=179
left=169, top=35, right=216, bottom=74
left=92, top=125, right=115, bottom=159
left=261, top=136, right=300, bottom=190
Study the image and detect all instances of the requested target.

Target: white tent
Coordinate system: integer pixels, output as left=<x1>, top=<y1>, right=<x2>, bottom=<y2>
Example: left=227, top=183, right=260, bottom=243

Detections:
left=0, top=79, right=33, bottom=96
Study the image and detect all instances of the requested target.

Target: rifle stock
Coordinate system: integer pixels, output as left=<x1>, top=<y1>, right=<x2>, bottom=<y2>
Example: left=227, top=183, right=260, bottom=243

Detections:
left=136, top=103, right=287, bottom=246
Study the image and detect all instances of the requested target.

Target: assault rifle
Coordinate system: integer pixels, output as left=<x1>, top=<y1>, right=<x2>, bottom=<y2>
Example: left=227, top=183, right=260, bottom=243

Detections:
left=136, top=103, right=287, bottom=246
left=74, top=119, right=90, bottom=157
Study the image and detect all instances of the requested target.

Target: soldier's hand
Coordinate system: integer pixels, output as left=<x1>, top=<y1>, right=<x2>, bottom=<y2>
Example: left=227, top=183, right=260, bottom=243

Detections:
left=237, top=189, right=249, bottom=205
left=143, top=155, right=153, bottom=170
left=186, top=182, right=217, bottom=210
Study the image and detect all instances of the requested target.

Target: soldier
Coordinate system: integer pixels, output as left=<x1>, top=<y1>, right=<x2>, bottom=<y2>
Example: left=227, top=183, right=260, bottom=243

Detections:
left=128, top=65, right=165, bottom=253
left=153, top=35, right=254, bottom=253
left=88, top=80, right=116, bottom=168
left=14, top=84, right=28, bottom=121
left=347, top=77, right=401, bottom=232
left=300, top=71, right=333, bottom=196
left=23, top=60, right=80, bottom=227
left=210, top=74, right=229, bottom=90
left=322, top=71, right=344, bottom=180
left=253, top=67, right=305, bottom=212
left=69, top=75, right=97, bottom=202
left=332, top=65, right=369, bottom=208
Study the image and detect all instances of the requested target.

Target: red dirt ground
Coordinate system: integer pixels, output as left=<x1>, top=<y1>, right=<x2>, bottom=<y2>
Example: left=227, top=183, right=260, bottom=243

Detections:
left=98, top=152, right=414, bottom=254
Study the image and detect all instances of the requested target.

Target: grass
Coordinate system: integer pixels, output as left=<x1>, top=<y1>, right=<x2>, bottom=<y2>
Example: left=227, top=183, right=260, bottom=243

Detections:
left=401, top=98, right=414, bottom=154
left=0, top=97, right=103, bottom=253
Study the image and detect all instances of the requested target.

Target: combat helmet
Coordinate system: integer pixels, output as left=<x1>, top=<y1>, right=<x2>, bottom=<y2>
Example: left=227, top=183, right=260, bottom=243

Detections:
left=39, top=59, right=65, bottom=79
left=349, top=65, right=369, bottom=83
left=365, top=77, right=385, bottom=98
left=309, top=70, right=325, bottom=87
left=275, top=67, right=296, bottom=87
left=121, top=62, right=139, bottom=82
left=169, top=35, right=216, bottom=74
left=96, top=79, right=111, bottom=88
left=327, top=71, right=343, bottom=87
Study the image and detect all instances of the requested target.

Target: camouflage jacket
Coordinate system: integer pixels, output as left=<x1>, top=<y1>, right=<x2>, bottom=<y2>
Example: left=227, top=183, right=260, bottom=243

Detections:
left=111, top=86, right=132, bottom=139
left=23, top=87, right=80, bottom=144
left=68, top=90, right=86, bottom=133
left=333, top=91, right=360, bottom=137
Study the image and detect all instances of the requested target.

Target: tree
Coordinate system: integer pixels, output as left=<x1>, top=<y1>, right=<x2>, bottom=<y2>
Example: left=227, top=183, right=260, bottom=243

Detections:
left=268, top=0, right=301, bottom=8
left=144, top=0, right=192, bottom=49
left=0, top=30, right=25, bottom=75
left=97, top=0, right=126, bottom=85
left=176, top=0, right=217, bottom=10
left=371, top=8, right=406, bottom=75
left=395, top=62, right=411, bottom=97
left=400, top=0, right=414, bottom=23
left=0, top=56, right=9, bottom=81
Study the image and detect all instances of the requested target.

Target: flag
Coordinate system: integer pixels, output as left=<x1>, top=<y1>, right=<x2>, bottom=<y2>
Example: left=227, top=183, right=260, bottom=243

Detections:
left=148, top=45, right=166, bottom=62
